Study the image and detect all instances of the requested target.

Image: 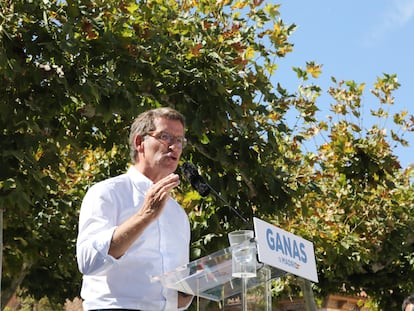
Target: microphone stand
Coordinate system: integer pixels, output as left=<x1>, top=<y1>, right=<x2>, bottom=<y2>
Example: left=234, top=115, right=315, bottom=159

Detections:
left=180, top=162, right=251, bottom=227
left=204, top=183, right=251, bottom=228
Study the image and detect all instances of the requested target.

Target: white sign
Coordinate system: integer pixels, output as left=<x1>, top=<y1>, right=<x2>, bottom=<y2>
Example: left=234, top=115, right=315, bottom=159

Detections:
left=253, top=217, right=318, bottom=283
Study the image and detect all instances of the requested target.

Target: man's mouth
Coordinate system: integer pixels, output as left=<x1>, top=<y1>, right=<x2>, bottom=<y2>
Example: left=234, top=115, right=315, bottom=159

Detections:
left=166, top=152, right=178, bottom=161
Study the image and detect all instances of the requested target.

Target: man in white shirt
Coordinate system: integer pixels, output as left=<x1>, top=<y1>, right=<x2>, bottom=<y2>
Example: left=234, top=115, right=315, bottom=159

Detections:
left=77, top=107, right=193, bottom=311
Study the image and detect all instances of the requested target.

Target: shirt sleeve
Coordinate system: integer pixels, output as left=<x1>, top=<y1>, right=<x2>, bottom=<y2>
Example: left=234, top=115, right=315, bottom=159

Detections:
left=76, top=182, right=119, bottom=275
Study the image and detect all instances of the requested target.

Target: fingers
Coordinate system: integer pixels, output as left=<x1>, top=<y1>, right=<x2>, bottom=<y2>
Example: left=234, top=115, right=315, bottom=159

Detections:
left=155, top=173, right=180, bottom=193
left=141, top=174, right=180, bottom=218
left=151, top=173, right=180, bottom=203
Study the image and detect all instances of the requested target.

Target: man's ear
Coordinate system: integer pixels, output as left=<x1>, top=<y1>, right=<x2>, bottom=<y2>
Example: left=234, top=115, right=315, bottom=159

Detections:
left=135, top=135, right=144, bottom=151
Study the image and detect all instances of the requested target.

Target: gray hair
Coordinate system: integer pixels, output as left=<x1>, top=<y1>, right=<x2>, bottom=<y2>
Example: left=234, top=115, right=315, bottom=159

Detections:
left=129, top=107, right=186, bottom=163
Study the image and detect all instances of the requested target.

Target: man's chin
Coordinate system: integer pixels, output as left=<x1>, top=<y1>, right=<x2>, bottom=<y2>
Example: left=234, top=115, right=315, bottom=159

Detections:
left=163, top=158, right=179, bottom=171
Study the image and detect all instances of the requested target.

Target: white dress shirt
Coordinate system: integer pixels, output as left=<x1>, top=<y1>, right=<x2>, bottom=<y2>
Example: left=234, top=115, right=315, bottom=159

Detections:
left=76, top=166, right=191, bottom=310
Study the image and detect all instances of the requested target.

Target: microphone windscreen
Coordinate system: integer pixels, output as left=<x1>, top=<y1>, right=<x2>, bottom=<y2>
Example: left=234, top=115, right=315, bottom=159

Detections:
left=181, top=162, right=211, bottom=197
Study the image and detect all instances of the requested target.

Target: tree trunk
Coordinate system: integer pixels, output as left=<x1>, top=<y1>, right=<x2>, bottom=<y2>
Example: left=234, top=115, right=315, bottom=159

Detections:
left=1, top=259, right=33, bottom=311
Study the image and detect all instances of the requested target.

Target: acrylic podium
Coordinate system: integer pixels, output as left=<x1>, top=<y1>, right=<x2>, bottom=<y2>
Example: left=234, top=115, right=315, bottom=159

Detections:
left=152, top=217, right=319, bottom=310
left=151, top=239, right=287, bottom=310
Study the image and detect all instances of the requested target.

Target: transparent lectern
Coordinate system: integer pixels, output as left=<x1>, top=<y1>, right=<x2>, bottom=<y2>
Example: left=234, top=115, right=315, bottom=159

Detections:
left=151, top=239, right=287, bottom=310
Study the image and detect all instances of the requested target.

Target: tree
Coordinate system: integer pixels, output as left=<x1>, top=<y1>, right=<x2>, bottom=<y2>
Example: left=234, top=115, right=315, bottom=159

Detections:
left=277, top=75, right=414, bottom=309
left=1, top=0, right=413, bottom=309
left=1, top=0, right=296, bottom=307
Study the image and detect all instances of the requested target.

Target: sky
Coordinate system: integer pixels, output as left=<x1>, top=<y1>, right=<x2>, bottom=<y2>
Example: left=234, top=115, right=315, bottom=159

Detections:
left=274, top=0, right=414, bottom=168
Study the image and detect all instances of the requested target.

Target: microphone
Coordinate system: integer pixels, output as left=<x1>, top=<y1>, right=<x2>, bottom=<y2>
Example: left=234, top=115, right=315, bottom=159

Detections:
left=181, top=162, right=211, bottom=197
left=180, top=162, right=250, bottom=225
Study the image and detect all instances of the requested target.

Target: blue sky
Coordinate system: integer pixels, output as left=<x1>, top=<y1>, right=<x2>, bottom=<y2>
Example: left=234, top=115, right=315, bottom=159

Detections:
left=275, top=0, right=414, bottom=168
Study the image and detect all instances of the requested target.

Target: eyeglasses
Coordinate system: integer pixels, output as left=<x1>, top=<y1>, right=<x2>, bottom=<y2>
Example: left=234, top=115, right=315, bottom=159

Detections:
left=146, top=131, right=187, bottom=149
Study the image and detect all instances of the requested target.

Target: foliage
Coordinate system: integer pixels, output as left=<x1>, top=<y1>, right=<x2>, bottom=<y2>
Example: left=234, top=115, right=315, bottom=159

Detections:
left=0, top=0, right=295, bottom=306
left=280, top=76, right=414, bottom=310
left=1, top=0, right=413, bottom=310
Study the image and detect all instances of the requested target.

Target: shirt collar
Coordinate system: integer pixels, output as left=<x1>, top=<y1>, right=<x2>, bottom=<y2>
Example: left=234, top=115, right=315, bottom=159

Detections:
left=127, top=165, right=153, bottom=192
